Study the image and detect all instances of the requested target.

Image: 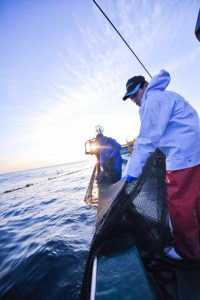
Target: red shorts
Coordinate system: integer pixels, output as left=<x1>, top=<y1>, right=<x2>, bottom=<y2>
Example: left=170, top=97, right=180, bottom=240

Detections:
left=166, top=164, right=200, bottom=260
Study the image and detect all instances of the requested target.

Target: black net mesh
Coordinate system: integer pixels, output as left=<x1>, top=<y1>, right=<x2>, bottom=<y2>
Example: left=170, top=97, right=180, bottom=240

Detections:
left=80, top=149, right=174, bottom=299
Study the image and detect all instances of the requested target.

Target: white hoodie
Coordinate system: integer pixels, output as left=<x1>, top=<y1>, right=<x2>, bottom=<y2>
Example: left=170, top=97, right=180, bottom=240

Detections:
left=126, top=70, right=200, bottom=178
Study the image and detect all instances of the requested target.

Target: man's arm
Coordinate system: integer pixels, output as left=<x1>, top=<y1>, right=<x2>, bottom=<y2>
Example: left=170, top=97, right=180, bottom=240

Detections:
left=126, top=92, right=175, bottom=178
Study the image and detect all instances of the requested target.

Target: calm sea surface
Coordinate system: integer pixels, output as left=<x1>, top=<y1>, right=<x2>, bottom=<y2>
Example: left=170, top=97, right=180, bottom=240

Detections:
left=0, top=160, right=96, bottom=300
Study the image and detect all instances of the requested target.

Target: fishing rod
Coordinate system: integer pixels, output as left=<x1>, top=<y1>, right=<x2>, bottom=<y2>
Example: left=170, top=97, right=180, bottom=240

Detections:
left=92, top=0, right=152, bottom=78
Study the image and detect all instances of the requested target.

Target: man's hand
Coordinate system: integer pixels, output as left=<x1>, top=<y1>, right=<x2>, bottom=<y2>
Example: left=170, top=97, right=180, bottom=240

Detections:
left=125, top=175, right=137, bottom=183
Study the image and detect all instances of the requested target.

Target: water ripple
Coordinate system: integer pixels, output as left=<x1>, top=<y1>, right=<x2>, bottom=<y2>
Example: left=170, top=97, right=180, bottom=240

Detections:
left=0, top=160, right=95, bottom=299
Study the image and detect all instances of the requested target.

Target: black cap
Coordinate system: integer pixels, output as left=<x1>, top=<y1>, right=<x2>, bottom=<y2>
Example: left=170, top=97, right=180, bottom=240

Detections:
left=123, top=75, right=145, bottom=100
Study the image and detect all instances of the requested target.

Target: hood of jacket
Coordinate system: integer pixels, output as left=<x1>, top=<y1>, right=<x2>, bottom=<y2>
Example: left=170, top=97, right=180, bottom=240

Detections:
left=142, top=70, right=171, bottom=104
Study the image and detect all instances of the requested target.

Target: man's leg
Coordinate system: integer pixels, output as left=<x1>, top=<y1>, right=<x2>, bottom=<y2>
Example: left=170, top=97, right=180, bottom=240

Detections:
left=166, top=164, right=200, bottom=260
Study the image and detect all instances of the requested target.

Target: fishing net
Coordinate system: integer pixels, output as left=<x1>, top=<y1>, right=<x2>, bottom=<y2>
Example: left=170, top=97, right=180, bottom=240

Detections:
left=80, top=149, right=174, bottom=299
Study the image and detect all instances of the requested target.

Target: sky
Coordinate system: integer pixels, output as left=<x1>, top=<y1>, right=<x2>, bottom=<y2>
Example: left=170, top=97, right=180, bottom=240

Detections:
left=0, top=0, right=200, bottom=174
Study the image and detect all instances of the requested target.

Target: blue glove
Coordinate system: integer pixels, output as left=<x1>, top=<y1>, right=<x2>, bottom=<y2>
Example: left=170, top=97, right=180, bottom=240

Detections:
left=126, top=175, right=137, bottom=183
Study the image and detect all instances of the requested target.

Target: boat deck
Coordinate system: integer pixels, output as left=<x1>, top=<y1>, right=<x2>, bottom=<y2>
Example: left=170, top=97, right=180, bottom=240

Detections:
left=86, top=161, right=200, bottom=300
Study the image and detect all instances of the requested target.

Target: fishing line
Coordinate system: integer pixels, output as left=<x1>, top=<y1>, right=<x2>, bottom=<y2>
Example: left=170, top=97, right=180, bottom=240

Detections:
left=92, top=0, right=152, bottom=78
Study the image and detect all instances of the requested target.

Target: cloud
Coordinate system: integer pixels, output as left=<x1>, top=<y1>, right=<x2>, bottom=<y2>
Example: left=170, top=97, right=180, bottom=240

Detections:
left=1, top=0, right=200, bottom=173
left=165, top=47, right=200, bottom=73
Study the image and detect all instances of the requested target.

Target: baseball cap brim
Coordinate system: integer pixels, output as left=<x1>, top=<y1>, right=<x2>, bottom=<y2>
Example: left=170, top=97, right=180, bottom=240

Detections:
left=122, top=83, right=141, bottom=101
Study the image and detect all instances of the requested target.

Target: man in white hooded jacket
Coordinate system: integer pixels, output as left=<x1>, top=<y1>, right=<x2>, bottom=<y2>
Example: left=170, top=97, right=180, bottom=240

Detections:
left=123, top=70, right=200, bottom=261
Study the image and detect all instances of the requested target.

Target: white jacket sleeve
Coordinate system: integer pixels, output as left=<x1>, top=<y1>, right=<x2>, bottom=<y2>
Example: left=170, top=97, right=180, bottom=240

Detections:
left=126, top=92, right=175, bottom=178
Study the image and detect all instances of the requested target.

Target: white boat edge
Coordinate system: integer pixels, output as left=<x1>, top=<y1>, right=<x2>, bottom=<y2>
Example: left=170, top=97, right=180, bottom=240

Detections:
left=90, top=256, right=98, bottom=300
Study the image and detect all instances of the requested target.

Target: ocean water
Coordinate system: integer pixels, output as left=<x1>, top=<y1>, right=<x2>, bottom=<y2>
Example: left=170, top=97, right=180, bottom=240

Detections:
left=0, top=160, right=96, bottom=300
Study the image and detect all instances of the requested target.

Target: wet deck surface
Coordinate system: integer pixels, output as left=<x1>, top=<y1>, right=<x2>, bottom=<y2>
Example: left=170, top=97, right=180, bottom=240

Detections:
left=84, top=160, right=127, bottom=224
left=96, top=178, right=125, bottom=224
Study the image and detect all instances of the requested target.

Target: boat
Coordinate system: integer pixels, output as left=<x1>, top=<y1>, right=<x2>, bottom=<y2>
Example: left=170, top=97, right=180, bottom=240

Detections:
left=81, top=144, right=200, bottom=300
